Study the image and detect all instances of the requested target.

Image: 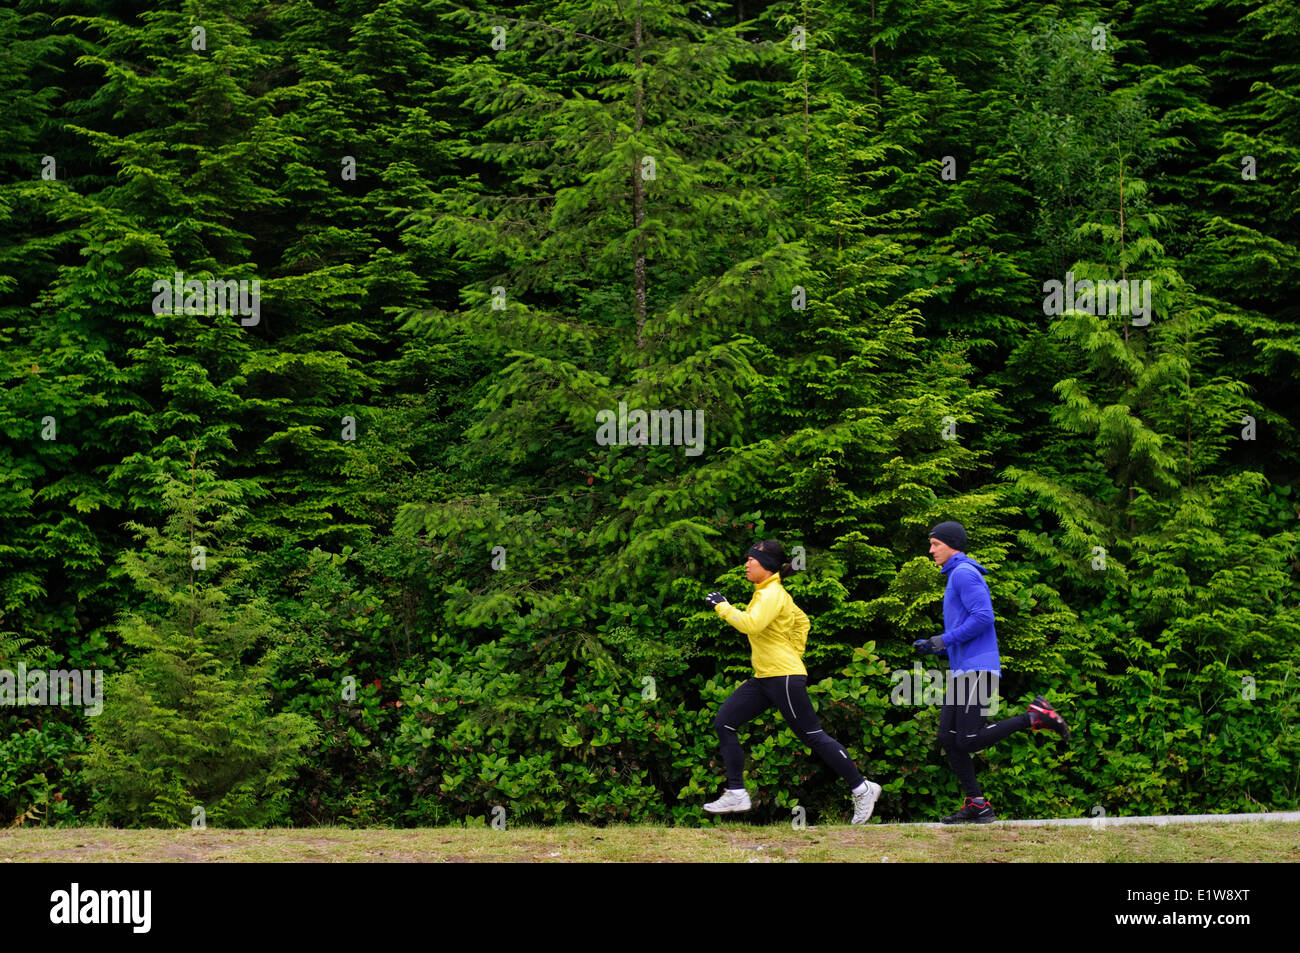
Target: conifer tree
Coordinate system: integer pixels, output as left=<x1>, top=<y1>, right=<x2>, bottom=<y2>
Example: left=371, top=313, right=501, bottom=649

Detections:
left=394, top=0, right=1029, bottom=819
left=83, top=454, right=316, bottom=827
left=1003, top=50, right=1300, bottom=809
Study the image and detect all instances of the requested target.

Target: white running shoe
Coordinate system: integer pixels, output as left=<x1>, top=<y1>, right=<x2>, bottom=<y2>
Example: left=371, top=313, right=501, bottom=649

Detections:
left=704, top=788, right=752, bottom=814
left=851, top=780, right=882, bottom=824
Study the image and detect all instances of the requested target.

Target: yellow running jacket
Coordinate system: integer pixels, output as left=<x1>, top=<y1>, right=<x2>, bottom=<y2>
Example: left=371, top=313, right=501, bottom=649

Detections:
left=713, top=573, right=809, bottom=677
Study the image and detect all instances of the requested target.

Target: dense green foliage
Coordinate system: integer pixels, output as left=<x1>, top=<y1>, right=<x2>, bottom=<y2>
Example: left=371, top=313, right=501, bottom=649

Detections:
left=1, top=0, right=1296, bottom=827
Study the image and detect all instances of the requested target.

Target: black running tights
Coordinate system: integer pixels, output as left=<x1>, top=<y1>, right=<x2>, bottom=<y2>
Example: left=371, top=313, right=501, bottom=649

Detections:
left=715, top=675, right=864, bottom=790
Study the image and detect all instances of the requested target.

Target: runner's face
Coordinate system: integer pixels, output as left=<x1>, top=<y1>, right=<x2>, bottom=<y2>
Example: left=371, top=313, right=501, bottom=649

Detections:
left=745, top=556, right=772, bottom=582
left=929, top=538, right=957, bottom=566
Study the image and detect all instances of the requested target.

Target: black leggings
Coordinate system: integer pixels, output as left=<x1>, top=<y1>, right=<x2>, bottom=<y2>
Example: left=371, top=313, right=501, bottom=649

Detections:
left=715, top=675, right=864, bottom=790
left=937, top=671, right=1031, bottom=797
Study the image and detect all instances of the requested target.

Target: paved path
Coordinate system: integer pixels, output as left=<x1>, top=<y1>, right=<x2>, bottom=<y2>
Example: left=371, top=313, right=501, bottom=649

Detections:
left=891, top=810, right=1300, bottom=828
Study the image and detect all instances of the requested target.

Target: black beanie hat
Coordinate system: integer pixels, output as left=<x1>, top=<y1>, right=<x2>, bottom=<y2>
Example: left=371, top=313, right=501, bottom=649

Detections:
left=747, top=542, right=784, bottom=572
left=929, top=521, right=967, bottom=551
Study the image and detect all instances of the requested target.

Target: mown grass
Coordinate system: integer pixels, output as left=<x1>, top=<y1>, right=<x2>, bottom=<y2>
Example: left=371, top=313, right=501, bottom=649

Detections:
left=3, top=820, right=1298, bottom=862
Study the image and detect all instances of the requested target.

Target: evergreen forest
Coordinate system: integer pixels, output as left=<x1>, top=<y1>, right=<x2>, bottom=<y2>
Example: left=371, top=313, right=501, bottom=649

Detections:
left=1, top=0, right=1297, bottom=827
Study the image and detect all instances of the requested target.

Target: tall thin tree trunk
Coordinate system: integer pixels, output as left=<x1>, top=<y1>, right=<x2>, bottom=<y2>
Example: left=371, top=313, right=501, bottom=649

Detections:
left=871, top=0, right=880, bottom=101
left=633, top=0, right=648, bottom=359
left=803, top=5, right=810, bottom=216
left=189, top=450, right=197, bottom=639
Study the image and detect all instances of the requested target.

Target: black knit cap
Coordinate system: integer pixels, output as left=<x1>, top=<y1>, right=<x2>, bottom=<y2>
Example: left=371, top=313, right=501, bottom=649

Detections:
left=747, top=541, right=784, bottom=572
left=928, top=521, right=967, bottom=551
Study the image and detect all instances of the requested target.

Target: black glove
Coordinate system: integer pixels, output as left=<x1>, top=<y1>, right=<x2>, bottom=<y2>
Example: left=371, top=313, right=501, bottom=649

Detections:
left=912, top=636, right=945, bottom=655
left=704, top=591, right=727, bottom=608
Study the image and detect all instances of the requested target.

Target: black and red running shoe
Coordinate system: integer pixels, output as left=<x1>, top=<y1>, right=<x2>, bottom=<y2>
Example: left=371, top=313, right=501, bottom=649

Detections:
left=941, top=796, right=996, bottom=824
left=1028, top=695, right=1069, bottom=741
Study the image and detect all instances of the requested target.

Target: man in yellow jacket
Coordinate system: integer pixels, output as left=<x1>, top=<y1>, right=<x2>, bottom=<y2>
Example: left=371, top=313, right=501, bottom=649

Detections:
left=703, top=540, right=882, bottom=824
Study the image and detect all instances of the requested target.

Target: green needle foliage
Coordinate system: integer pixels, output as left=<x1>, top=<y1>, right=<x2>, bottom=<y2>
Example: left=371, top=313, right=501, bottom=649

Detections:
left=0, top=0, right=1295, bottom=826
left=82, top=456, right=316, bottom=827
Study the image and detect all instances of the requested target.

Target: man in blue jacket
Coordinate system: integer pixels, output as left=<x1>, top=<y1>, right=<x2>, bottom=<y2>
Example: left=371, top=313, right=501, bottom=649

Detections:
left=913, top=521, right=1069, bottom=823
